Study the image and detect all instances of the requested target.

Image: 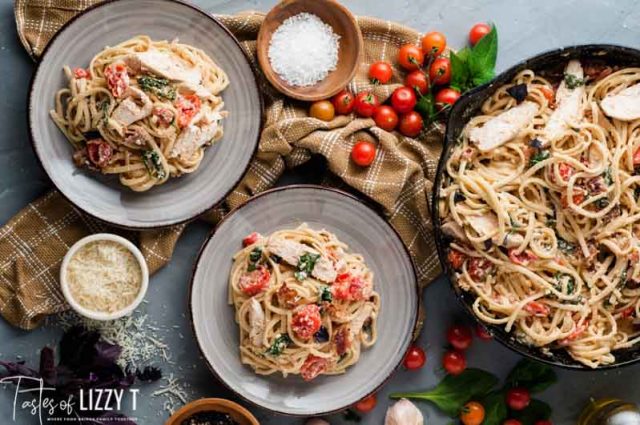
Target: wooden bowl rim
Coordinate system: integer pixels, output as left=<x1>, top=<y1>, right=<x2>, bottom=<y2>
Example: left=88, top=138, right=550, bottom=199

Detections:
left=256, top=0, right=364, bottom=101
left=165, top=398, right=260, bottom=425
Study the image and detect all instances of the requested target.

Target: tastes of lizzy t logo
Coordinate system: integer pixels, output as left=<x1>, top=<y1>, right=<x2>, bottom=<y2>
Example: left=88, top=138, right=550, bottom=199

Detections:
left=0, top=376, right=139, bottom=423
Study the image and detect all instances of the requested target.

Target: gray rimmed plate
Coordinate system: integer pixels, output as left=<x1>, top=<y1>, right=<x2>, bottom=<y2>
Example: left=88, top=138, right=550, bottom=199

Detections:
left=190, top=185, right=418, bottom=416
left=28, top=0, right=262, bottom=229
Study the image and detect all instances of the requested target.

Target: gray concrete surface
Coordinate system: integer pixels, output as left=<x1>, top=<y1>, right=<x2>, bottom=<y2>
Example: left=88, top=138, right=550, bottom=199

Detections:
left=1, top=0, right=639, bottom=424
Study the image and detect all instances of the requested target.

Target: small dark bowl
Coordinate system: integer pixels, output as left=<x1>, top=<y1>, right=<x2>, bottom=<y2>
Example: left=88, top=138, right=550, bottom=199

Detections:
left=433, top=44, right=640, bottom=370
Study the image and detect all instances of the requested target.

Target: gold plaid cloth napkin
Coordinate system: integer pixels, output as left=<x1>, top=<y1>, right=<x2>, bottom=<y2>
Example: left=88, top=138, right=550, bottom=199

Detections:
left=7, top=1, right=443, bottom=331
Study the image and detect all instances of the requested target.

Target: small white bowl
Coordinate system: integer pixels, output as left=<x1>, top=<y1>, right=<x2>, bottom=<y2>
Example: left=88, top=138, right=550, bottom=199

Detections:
left=60, top=233, right=149, bottom=321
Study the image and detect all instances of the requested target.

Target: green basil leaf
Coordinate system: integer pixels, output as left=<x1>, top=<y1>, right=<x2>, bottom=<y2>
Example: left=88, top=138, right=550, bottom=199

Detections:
left=450, top=50, right=471, bottom=92
left=506, top=359, right=557, bottom=393
left=415, top=93, right=436, bottom=123
left=468, top=25, right=498, bottom=84
left=512, top=399, right=552, bottom=425
left=472, top=66, right=496, bottom=87
left=481, top=391, right=508, bottom=425
left=389, top=368, right=499, bottom=417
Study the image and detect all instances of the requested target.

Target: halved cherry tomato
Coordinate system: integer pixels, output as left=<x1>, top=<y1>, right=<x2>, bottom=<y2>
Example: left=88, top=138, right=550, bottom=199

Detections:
left=524, top=301, right=551, bottom=317
left=398, top=44, right=424, bottom=71
left=291, top=304, right=322, bottom=340
left=354, top=394, right=377, bottom=413
left=447, top=325, right=473, bottom=350
left=403, top=345, right=426, bottom=370
left=429, top=57, right=451, bottom=85
left=405, top=70, right=429, bottom=95
left=73, top=68, right=90, bottom=79
left=561, top=189, right=585, bottom=208
left=443, top=350, right=466, bottom=375
left=301, top=355, right=329, bottom=381
left=351, top=141, right=376, bottom=167
left=86, top=139, right=113, bottom=168
left=469, top=23, right=491, bottom=46
left=104, top=62, right=130, bottom=98
left=238, top=266, right=271, bottom=296
left=391, top=87, right=417, bottom=114
left=448, top=249, right=466, bottom=270
left=309, top=100, right=335, bottom=121
left=242, top=232, right=260, bottom=247
left=421, top=31, right=447, bottom=57
left=332, top=90, right=356, bottom=115
left=354, top=91, right=380, bottom=117
left=152, top=107, right=174, bottom=128
left=633, top=147, right=640, bottom=166
left=557, top=162, right=575, bottom=182
left=332, top=273, right=372, bottom=301
left=460, top=401, right=485, bottom=425
left=559, top=320, right=589, bottom=346
left=175, top=94, right=202, bottom=128
left=621, top=306, right=636, bottom=318
left=476, top=324, right=493, bottom=340
left=468, top=257, right=492, bottom=281
left=398, top=111, right=424, bottom=138
left=508, top=249, right=538, bottom=266
left=506, top=387, right=531, bottom=411
left=435, top=88, right=461, bottom=109
left=369, top=61, right=393, bottom=84
left=373, top=105, right=399, bottom=131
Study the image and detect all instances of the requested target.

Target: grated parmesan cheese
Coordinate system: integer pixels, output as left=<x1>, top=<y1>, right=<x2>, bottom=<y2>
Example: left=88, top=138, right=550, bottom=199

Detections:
left=268, top=13, right=340, bottom=87
left=65, top=240, right=142, bottom=313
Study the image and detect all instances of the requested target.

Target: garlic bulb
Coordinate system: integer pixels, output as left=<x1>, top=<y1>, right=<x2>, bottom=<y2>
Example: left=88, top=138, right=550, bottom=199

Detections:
left=385, top=398, right=424, bottom=425
left=306, top=419, right=330, bottom=425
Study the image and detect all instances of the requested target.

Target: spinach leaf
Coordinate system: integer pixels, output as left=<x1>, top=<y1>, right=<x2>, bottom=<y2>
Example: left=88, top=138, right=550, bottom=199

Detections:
left=294, top=252, right=321, bottom=281
left=142, top=150, right=167, bottom=179
left=137, top=75, right=176, bottom=100
left=389, top=369, right=499, bottom=417
left=506, top=359, right=557, bottom=393
left=512, top=399, right=552, bottom=425
left=530, top=150, right=550, bottom=166
left=247, top=247, right=262, bottom=272
left=564, top=73, right=585, bottom=90
left=481, top=391, right=508, bottom=425
left=320, top=286, right=333, bottom=302
left=265, top=334, right=291, bottom=356
left=557, top=237, right=575, bottom=254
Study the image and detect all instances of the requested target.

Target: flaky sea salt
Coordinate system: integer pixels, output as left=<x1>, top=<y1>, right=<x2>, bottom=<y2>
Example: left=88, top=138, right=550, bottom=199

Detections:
left=268, top=12, right=340, bottom=87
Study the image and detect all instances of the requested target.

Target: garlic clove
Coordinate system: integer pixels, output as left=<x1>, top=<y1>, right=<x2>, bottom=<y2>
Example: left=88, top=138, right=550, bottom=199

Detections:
left=385, top=398, right=424, bottom=425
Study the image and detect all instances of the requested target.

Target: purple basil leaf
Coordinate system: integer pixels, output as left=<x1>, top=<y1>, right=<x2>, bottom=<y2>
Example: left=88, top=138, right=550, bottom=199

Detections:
left=94, top=341, right=122, bottom=364
left=0, top=360, right=39, bottom=378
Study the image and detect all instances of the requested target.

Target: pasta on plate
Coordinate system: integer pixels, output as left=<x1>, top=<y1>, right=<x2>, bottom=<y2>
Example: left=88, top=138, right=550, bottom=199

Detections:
left=440, top=59, right=640, bottom=368
left=229, top=224, right=380, bottom=381
left=50, top=35, right=228, bottom=192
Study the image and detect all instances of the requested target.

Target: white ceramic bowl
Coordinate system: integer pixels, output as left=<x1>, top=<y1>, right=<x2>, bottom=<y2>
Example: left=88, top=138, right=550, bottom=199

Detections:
left=60, top=233, right=149, bottom=321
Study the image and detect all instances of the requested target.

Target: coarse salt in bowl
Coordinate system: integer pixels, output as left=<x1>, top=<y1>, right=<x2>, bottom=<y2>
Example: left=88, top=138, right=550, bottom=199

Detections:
left=60, top=233, right=149, bottom=321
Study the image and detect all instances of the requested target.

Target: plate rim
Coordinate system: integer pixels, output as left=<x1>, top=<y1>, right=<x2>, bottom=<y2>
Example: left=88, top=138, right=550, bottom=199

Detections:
left=27, top=0, right=265, bottom=230
left=188, top=184, right=420, bottom=416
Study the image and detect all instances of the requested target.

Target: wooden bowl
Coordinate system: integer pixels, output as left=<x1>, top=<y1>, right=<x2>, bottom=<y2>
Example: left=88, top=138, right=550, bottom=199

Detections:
left=257, top=0, right=363, bottom=101
left=165, top=398, right=260, bottom=425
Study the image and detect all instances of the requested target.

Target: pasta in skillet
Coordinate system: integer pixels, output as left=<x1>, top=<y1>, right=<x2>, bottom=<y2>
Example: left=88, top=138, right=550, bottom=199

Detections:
left=50, top=35, right=228, bottom=192
left=440, top=59, right=640, bottom=368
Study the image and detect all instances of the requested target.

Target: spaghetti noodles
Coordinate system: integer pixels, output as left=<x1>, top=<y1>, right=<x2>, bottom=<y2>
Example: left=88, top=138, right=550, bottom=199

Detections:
left=50, top=35, right=228, bottom=192
left=440, top=60, right=640, bottom=368
left=229, top=224, right=380, bottom=381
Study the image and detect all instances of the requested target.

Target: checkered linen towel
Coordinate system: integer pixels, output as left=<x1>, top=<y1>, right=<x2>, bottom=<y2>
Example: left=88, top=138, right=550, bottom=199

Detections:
left=7, top=1, right=443, bottom=331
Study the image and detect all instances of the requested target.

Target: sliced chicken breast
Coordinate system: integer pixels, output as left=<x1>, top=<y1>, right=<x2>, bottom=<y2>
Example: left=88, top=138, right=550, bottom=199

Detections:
left=466, top=213, right=524, bottom=248
left=111, top=87, right=152, bottom=126
left=600, top=82, right=640, bottom=121
left=469, top=101, right=538, bottom=152
left=543, top=60, right=585, bottom=142
left=169, top=111, right=222, bottom=160
left=248, top=298, right=265, bottom=347
left=125, top=49, right=201, bottom=84
left=266, top=236, right=337, bottom=283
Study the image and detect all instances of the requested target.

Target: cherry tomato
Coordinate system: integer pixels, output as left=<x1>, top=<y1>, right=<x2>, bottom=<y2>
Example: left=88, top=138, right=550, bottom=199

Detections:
left=291, top=304, right=322, bottom=340
left=469, top=23, right=491, bottom=46
left=86, top=139, right=113, bottom=168
left=390, top=87, right=417, bottom=114
left=332, top=90, right=356, bottom=115
left=447, top=325, right=473, bottom=350
left=561, top=189, right=585, bottom=208
left=398, top=111, right=424, bottom=138
left=405, top=70, right=430, bottom=95
left=442, top=350, right=466, bottom=375
left=104, top=62, right=130, bottom=98
left=421, top=31, right=447, bottom=57
left=351, top=140, right=377, bottom=166
left=468, top=257, right=492, bottom=282
left=369, top=61, right=393, bottom=84
left=447, top=249, right=466, bottom=269
left=429, top=57, right=452, bottom=85
left=476, top=324, right=493, bottom=340
left=506, top=387, right=531, bottom=411
left=534, top=421, right=553, bottom=425
left=398, top=44, right=424, bottom=71
left=540, top=86, right=555, bottom=103
left=508, top=248, right=538, bottom=266
left=301, top=355, right=329, bottom=381
left=403, top=345, right=427, bottom=370
left=559, top=320, right=589, bottom=346
left=242, top=232, right=260, bottom=247
left=435, top=88, right=461, bottom=109
left=503, top=420, right=523, bottom=425
left=73, top=68, right=90, bottom=79
left=460, top=401, right=485, bottom=425
left=373, top=105, right=399, bottom=131
left=332, top=273, right=372, bottom=301
left=175, top=94, right=202, bottom=128
left=524, top=301, right=551, bottom=317
left=354, top=91, right=380, bottom=117
left=238, top=266, right=271, bottom=296
left=557, top=162, right=575, bottom=181
left=152, top=107, right=174, bottom=128
left=354, top=394, right=377, bottom=413
left=309, top=100, right=335, bottom=121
